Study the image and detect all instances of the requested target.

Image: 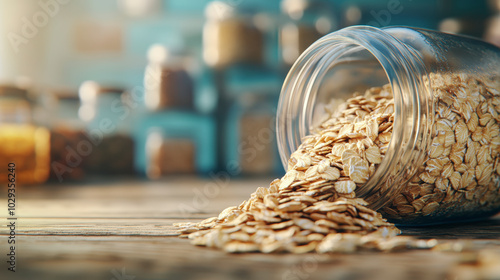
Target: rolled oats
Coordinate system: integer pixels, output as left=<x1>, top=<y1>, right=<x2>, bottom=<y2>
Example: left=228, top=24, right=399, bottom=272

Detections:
left=175, top=86, right=412, bottom=253
left=381, top=73, right=500, bottom=224
left=177, top=72, right=500, bottom=252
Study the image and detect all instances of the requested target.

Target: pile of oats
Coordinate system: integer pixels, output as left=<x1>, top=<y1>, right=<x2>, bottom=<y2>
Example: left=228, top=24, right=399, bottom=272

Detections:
left=176, top=85, right=425, bottom=253
left=176, top=73, right=500, bottom=253
left=381, top=73, right=500, bottom=224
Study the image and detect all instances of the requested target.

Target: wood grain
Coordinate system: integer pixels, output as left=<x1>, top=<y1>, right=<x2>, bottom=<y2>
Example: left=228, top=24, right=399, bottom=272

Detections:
left=0, top=177, right=499, bottom=280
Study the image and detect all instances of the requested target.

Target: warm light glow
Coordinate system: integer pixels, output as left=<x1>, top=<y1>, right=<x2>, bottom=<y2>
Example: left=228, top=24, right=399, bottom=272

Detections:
left=315, top=16, right=332, bottom=35
left=145, top=130, right=163, bottom=179
left=78, top=103, right=96, bottom=122
left=439, top=18, right=462, bottom=34
left=253, top=13, right=273, bottom=31
left=345, top=6, right=362, bottom=25
left=281, top=0, right=308, bottom=20
left=78, top=80, right=99, bottom=104
left=117, top=0, right=162, bottom=18
left=203, top=22, right=221, bottom=67
left=205, top=1, right=235, bottom=20
left=147, top=44, right=170, bottom=65
left=281, top=23, right=299, bottom=65
left=485, top=16, right=500, bottom=47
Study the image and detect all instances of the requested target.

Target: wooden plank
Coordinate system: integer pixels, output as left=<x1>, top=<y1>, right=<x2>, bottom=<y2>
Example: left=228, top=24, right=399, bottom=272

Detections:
left=0, top=218, right=183, bottom=236
left=0, top=177, right=272, bottom=218
left=0, top=178, right=499, bottom=280
left=1, top=216, right=500, bottom=239
left=0, top=234, right=492, bottom=280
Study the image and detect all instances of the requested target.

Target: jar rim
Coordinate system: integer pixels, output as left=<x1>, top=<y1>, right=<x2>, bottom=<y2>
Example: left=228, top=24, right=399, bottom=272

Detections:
left=276, top=25, right=433, bottom=210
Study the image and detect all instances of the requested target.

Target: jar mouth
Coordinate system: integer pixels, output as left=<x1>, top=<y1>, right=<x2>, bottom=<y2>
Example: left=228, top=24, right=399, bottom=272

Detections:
left=277, top=25, right=433, bottom=210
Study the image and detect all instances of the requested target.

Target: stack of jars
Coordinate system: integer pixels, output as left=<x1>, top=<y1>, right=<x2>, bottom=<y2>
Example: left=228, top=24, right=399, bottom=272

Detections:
left=135, top=45, right=216, bottom=178
left=202, top=1, right=285, bottom=175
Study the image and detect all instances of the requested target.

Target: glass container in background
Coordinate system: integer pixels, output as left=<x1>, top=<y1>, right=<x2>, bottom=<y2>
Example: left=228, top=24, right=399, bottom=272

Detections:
left=221, top=63, right=283, bottom=176
left=135, top=46, right=217, bottom=178
left=145, top=129, right=196, bottom=178
left=226, top=93, right=281, bottom=175
left=438, top=17, right=487, bottom=38
left=202, top=0, right=280, bottom=172
left=203, top=1, right=264, bottom=68
left=134, top=111, right=216, bottom=178
left=342, top=5, right=362, bottom=27
left=144, top=45, right=194, bottom=111
left=484, top=15, right=500, bottom=47
left=280, top=0, right=336, bottom=66
left=78, top=81, right=135, bottom=175
left=47, top=90, right=87, bottom=181
left=485, top=0, right=500, bottom=47
left=0, top=85, right=50, bottom=184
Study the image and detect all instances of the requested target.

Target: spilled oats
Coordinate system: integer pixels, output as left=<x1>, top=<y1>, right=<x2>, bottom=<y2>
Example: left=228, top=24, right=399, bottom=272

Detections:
left=175, top=73, right=500, bottom=253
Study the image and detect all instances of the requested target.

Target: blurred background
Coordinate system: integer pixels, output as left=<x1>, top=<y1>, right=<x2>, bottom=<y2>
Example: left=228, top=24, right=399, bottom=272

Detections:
left=0, top=0, right=499, bottom=185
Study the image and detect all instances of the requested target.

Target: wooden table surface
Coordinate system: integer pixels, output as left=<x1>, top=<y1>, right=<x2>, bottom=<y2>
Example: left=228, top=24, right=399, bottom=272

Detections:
left=1, top=177, right=500, bottom=280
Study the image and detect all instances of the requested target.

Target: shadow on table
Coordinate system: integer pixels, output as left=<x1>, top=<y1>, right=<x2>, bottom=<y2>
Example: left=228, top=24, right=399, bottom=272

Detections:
left=400, top=214, right=500, bottom=239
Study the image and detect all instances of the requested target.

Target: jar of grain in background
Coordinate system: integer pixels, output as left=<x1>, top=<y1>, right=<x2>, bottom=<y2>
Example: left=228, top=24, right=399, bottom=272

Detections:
left=144, top=45, right=194, bottom=111
left=203, top=1, right=264, bottom=68
left=277, top=26, right=500, bottom=225
left=280, top=0, right=336, bottom=66
left=47, top=89, right=87, bottom=181
left=226, top=93, right=281, bottom=176
left=0, top=85, right=50, bottom=184
left=78, top=81, right=135, bottom=175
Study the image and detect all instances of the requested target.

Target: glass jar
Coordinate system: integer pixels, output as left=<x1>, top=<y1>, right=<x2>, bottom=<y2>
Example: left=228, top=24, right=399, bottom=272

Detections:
left=280, top=0, right=336, bottom=65
left=226, top=93, right=281, bottom=175
left=145, top=130, right=196, bottom=178
left=0, top=85, right=50, bottom=184
left=144, top=45, right=194, bottom=111
left=47, top=89, right=87, bottom=181
left=133, top=111, right=216, bottom=178
left=277, top=25, right=500, bottom=225
left=78, top=81, right=135, bottom=175
left=203, top=1, right=264, bottom=68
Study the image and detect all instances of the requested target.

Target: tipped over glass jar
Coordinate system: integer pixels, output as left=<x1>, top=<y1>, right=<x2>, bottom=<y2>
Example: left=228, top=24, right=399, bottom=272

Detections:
left=277, top=26, right=500, bottom=225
